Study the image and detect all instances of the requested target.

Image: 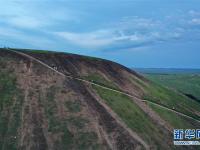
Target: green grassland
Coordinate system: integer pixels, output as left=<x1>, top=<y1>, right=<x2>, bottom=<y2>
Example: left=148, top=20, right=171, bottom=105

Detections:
left=148, top=102, right=200, bottom=129
left=145, top=74, right=200, bottom=101
left=143, top=81, right=200, bottom=120
left=129, top=73, right=200, bottom=120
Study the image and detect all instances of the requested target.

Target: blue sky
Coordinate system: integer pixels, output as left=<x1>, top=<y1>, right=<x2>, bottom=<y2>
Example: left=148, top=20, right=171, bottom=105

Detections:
left=0, top=0, right=200, bottom=68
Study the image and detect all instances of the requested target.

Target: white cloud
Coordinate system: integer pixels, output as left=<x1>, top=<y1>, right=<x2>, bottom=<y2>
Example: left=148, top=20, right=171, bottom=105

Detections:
left=119, top=16, right=159, bottom=29
left=55, top=29, right=182, bottom=50
left=189, top=10, right=200, bottom=17
left=0, top=27, right=54, bottom=48
left=55, top=30, right=115, bottom=48
left=0, top=0, right=81, bottom=29
left=8, top=16, right=44, bottom=28
left=54, top=15, right=183, bottom=50
left=53, top=16, right=161, bottom=49
left=189, top=18, right=200, bottom=25
left=188, top=10, right=200, bottom=25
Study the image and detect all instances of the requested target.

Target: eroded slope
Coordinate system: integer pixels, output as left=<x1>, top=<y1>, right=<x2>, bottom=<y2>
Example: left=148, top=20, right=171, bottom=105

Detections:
left=0, top=50, right=145, bottom=150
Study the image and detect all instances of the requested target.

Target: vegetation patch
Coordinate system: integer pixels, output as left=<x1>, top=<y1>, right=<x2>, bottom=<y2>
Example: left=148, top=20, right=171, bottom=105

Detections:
left=53, top=122, right=73, bottom=150
left=31, top=50, right=50, bottom=53
left=93, top=85, right=166, bottom=147
left=148, top=103, right=200, bottom=129
left=75, top=132, right=100, bottom=150
left=146, top=74, right=200, bottom=102
left=0, top=71, right=17, bottom=110
left=142, top=81, right=200, bottom=120
left=83, top=73, right=119, bottom=90
left=65, top=101, right=81, bottom=113
left=45, top=86, right=60, bottom=132
left=0, top=58, right=6, bottom=69
left=84, top=55, right=102, bottom=61
left=0, top=115, right=9, bottom=149
left=66, top=116, right=89, bottom=129
left=130, top=73, right=200, bottom=120
left=43, top=85, right=101, bottom=149
left=23, top=49, right=51, bottom=54
left=3, top=92, right=24, bottom=150
left=0, top=59, right=24, bottom=150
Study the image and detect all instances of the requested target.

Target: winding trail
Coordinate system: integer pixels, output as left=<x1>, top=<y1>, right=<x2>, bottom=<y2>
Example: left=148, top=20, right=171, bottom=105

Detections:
left=8, top=49, right=200, bottom=125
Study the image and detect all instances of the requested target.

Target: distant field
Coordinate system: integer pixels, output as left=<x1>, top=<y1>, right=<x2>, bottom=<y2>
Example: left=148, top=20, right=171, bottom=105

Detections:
left=134, top=68, right=200, bottom=74
left=136, top=68, right=200, bottom=102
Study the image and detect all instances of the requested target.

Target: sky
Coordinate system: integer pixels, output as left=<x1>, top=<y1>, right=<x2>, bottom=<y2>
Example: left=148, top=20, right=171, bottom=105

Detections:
left=0, top=0, right=200, bottom=68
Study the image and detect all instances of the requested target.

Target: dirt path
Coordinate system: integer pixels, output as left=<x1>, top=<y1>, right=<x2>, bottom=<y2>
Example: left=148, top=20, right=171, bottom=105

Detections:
left=9, top=49, right=200, bottom=125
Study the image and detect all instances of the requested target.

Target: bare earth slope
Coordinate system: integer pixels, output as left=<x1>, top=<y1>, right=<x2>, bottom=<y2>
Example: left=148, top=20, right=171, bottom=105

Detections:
left=0, top=48, right=200, bottom=150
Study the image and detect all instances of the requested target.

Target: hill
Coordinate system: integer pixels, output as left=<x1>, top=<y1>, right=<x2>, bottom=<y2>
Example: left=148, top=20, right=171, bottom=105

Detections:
left=0, top=48, right=200, bottom=150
